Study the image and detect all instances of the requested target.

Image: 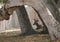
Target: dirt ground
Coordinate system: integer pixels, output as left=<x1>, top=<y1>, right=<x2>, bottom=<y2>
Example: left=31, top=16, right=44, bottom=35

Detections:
left=0, top=34, right=50, bottom=42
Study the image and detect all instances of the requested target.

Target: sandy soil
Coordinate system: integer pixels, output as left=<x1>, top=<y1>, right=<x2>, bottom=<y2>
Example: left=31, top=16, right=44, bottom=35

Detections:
left=0, top=34, right=50, bottom=42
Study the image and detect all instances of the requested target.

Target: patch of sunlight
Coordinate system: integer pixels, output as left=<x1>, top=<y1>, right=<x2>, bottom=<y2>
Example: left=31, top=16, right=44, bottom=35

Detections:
left=0, top=3, right=4, bottom=8
left=46, top=7, right=52, bottom=16
left=0, top=29, right=21, bottom=33
left=24, top=5, right=28, bottom=8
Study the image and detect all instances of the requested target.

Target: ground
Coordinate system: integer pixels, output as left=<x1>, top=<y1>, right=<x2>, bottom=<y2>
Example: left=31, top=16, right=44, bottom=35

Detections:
left=0, top=34, right=50, bottom=42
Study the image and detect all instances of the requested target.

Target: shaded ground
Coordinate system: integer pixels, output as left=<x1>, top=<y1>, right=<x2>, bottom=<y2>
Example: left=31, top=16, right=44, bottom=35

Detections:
left=0, top=34, right=50, bottom=42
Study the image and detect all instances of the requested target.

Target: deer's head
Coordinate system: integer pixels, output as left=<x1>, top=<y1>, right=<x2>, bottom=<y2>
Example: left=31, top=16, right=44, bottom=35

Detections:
left=0, top=5, right=11, bottom=21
